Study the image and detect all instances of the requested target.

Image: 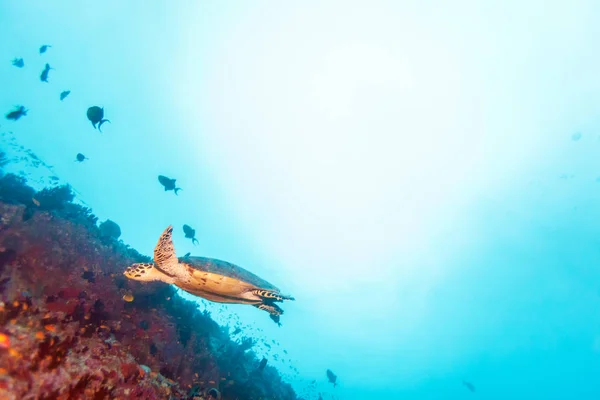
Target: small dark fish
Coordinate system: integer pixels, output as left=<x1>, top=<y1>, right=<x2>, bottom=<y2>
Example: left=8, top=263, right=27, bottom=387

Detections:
left=187, top=384, right=201, bottom=397
left=5, top=106, right=28, bottom=121
left=11, top=58, right=24, bottom=68
left=326, top=369, right=337, bottom=388
left=0, top=249, right=17, bottom=273
left=183, top=224, right=199, bottom=245
left=81, top=270, right=95, bottom=283
left=258, top=358, right=267, bottom=372
left=206, top=389, right=220, bottom=400
left=22, top=205, right=36, bottom=221
left=75, top=153, right=88, bottom=162
left=462, top=380, right=475, bottom=393
left=86, top=106, right=110, bottom=132
left=40, top=63, right=53, bottom=82
left=158, top=175, right=181, bottom=195
left=39, top=45, right=51, bottom=54
left=99, top=219, right=121, bottom=240
left=60, top=90, right=71, bottom=101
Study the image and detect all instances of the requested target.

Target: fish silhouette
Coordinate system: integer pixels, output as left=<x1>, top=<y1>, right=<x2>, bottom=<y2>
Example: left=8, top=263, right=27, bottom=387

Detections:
left=11, top=58, right=24, bottom=68
left=183, top=224, right=199, bottom=245
left=40, top=63, right=53, bottom=82
left=158, top=175, right=181, bottom=195
left=5, top=106, right=28, bottom=121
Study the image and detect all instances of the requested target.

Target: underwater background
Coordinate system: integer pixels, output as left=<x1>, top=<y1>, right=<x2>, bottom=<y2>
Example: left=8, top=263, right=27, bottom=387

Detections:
left=1, top=1, right=600, bottom=399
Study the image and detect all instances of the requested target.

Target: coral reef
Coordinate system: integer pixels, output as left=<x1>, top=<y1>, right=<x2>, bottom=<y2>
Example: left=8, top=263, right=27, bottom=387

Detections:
left=0, top=172, right=297, bottom=400
left=98, top=220, right=121, bottom=242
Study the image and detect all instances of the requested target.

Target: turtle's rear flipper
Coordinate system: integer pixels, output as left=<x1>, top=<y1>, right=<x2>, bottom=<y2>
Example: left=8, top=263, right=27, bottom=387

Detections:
left=252, top=289, right=294, bottom=302
left=254, top=303, right=283, bottom=316
left=269, top=313, right=282, bottom=326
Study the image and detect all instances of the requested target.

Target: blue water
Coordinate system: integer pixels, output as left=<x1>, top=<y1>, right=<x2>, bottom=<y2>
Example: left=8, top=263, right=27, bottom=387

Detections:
left=2, top=1, right=600, bottom=399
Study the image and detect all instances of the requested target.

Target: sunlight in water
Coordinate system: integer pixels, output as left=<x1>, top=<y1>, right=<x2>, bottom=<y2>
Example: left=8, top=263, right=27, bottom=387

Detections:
left=3, top=0, right=600, bottom=398
left=310, top=40, right=415, bottom=119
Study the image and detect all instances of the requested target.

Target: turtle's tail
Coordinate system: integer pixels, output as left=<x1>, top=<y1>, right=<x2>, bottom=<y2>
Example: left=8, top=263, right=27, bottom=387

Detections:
left=98, top=119, right=110, bottom=132
left=91, top=121, right=97, bottom=129
left=192, top=238, right=199, bottom=245
left=174, top=187, right=182, bottom=196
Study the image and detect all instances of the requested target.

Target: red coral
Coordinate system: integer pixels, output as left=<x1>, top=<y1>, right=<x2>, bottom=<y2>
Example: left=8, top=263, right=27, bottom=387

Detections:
left=58, top=287, right=81, bottom=299
left=120, top=362, right=140, bottom=381
left=0, top=196, right=298, bottom=400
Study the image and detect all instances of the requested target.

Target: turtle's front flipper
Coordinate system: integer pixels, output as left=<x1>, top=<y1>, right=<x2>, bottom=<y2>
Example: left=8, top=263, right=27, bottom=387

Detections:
left=254, top=303, right=283, bottom=316
left=153, top=225, right=181, bottom=277
left=252, top=289, right=295, bottom=302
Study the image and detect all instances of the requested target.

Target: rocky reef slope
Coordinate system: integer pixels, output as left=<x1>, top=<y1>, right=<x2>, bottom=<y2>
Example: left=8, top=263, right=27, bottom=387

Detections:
left=0, top=173, right=297, bottom=400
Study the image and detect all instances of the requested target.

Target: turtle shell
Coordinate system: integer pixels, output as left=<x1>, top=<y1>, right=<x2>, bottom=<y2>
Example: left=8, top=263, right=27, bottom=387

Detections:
left=180, top=256, right=280, bottom=292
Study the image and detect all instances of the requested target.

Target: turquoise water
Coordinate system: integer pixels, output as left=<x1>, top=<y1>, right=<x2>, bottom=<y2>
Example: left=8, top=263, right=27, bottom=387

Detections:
left=2, top=1, right=600, bottom=399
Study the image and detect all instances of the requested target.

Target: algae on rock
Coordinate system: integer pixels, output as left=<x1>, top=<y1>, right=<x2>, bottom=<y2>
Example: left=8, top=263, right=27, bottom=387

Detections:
left=0, top=172, right=297, bottom=400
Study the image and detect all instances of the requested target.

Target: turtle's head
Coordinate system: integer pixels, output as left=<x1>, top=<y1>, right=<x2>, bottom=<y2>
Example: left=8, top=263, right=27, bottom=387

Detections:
left=124, top=263, right=164, bottom=282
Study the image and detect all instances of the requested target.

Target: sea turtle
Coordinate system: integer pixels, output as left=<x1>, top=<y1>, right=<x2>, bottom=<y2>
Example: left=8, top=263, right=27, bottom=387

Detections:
left=123, top=226, right=294, bottom=324
left=87, top=106, right=110, bottom=132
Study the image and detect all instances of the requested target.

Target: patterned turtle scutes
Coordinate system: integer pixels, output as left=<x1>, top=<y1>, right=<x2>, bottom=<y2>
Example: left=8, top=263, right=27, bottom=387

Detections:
left=153, top=225, right=182, bottom=278
left=185, top=257, right=280, bottom=291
